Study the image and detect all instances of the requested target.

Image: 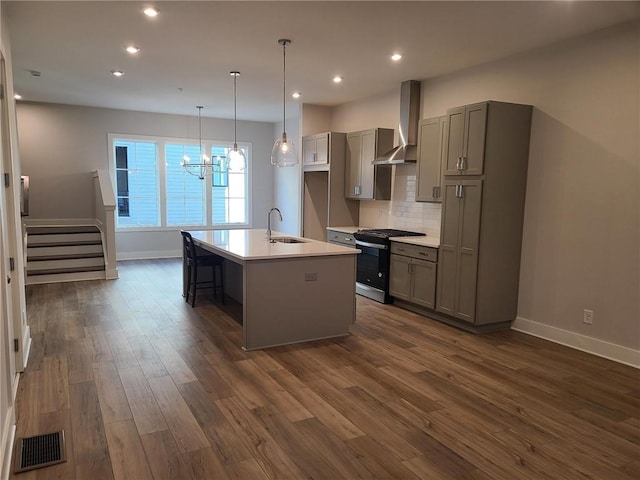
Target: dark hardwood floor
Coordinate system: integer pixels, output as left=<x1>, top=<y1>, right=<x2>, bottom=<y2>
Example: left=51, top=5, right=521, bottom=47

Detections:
left=11, top=258, right=640, bottom=479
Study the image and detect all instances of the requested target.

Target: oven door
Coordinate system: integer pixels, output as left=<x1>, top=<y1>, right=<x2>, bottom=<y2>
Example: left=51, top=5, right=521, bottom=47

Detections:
left=355, top=240, right=389, bottom=294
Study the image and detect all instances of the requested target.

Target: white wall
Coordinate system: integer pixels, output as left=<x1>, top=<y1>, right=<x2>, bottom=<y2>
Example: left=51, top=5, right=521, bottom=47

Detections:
left=329, top=22, right=639, bottom=359
left=272, top=108, right=301, bottom=236
left=16, top=103, right=276, bottom=258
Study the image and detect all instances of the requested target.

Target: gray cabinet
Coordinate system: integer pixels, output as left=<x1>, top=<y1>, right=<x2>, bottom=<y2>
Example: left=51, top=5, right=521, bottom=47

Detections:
left=390, top=242, right=438, bottom=309
left=303, top=133, right=329, bottom=167
left=436, top=101, right=532, bottom=328
left=302, top=133, right=359, bottom=242
left=416, top=116, right=448, bottom=202
left=345, top=128, right=393, bottom=200
left=436, top=180, right=482, bottom=322
left=443, top=102, right=487, bottom=176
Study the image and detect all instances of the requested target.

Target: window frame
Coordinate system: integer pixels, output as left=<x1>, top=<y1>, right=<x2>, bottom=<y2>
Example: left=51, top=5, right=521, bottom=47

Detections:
left=108, top=133, right=252, bottom=232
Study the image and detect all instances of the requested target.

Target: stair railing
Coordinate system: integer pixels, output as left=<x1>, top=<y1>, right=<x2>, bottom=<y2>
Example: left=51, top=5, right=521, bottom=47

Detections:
left=93, top=170, right=118, bottom=279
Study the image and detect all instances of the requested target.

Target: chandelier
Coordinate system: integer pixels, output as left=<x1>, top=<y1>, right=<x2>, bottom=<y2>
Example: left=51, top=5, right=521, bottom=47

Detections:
left=180, top=105, right=224, bottom=179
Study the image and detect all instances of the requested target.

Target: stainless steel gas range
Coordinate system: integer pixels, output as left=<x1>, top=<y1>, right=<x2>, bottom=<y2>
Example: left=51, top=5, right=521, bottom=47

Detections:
left=352, top=228, right=425, bottom=303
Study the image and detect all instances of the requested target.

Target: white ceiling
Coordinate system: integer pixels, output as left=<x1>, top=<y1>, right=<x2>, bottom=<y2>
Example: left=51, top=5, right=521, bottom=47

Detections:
left=6, top=1, right=640, bottom=122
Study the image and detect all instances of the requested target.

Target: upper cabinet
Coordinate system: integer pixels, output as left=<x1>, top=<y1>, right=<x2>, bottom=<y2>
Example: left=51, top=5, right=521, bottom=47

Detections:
left=443, top=102, right=487, bottom=176
left=302, top=133, right=330, bottom=168
left=302, top=132, right=359, bottom=241
left=416, top=116, right=448, bottom=202
left=345, top=128, right=394, bottom=200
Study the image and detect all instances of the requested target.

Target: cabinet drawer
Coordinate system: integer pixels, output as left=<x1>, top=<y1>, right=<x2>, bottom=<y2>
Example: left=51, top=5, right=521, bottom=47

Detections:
left=327, top=230, right=356, bottom=247
left=391, top=243, right=438, bottom=262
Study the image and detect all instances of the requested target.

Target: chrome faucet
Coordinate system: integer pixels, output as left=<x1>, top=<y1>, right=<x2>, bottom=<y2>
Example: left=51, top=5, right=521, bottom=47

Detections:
left=267, top=207, right=283, bottom=243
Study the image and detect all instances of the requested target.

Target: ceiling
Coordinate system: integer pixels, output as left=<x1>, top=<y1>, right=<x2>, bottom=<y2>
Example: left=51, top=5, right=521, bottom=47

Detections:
left=5, top=1, right=640, bottom=123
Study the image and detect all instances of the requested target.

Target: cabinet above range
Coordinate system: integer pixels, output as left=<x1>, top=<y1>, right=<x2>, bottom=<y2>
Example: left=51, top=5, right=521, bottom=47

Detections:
left=345, top=128, right=394, bottom=200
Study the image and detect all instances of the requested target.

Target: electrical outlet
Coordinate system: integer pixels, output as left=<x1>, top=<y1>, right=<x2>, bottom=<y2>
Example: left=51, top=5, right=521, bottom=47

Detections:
left=583, top=309, right=594, bottom=325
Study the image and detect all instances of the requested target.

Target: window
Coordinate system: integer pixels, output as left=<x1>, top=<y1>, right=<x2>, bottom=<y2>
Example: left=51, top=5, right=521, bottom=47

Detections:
left=109, top=134, right=250, bottom=229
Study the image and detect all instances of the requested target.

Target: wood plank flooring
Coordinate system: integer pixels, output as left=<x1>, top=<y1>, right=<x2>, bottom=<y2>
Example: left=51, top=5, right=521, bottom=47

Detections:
left=11, top=258, right=640, bottom=479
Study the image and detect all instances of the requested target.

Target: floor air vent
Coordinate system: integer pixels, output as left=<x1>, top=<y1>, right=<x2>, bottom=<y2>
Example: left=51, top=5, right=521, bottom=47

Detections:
left=14, top=430, right=66, bottom=473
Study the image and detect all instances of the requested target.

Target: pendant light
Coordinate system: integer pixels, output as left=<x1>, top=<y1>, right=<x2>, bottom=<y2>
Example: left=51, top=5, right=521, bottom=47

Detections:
left=181, top=105, right=220, bottom=179
left=228, top=71, right=246, bottom=172
left=271, top=39, right=298, bottom=167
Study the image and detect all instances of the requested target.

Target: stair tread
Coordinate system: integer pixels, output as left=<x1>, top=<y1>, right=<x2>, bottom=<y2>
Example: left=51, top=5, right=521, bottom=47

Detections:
left=27, top=226, right=100, bottom=234
left=27, top=265, right=106, bottom=276
left=28, top=240, right=103, bottom=247
left=27, top=253, right=104, bottom=262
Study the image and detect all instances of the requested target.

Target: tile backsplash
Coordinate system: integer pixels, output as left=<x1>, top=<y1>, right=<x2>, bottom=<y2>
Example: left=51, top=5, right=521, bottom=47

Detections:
left=359, top=164, right=441, bottom=237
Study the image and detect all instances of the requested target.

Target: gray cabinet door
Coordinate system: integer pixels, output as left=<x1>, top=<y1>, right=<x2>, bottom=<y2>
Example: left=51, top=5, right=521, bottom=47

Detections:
left=444, top=103, right=487, bottom=176
left=345, top=132, right=361, bottom=198
left=416, top=116, right=447, bottom=202
left=359, top=129, right=377, bottom=199
left=444, top=106, right=465, bottom=175
left=390, top=254, right=411, bottom=301
left=436, top=179, right=482, bottom=322
left=315, top=134, right=329, bottom=165
left=454, top=179, right=482, bottom=322
left=302, top=134, right=330, bottom=166
left=302, top=135, right=316, bottom=165
left=462, top=103, right=487, bottom=175
left=436, top=182, right=460, bottom=315
left=411, top=258, right=436, bottom=309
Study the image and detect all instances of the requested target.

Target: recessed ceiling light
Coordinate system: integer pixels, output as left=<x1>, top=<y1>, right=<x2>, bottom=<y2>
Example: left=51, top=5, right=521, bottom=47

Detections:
left=111, top=70, right=125, bottom=77
left=333, top=76, right=343, bottom=84
left=14, top=94, right=22, bottom=100
left=126, top=46, right=141, bottom=54
left=391, top=53, right=402, bottom=62
left=292, top=92, right=301, bottom=99
left=143, top=7, right=159, bottom=17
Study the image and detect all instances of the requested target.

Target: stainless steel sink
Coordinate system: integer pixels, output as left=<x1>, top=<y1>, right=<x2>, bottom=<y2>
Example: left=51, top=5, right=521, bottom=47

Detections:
left=271, top=237, right=306, bottom=244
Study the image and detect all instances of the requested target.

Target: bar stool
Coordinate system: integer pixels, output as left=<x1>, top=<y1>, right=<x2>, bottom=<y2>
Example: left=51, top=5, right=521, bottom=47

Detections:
left=180, top=230, right=225, bottom=307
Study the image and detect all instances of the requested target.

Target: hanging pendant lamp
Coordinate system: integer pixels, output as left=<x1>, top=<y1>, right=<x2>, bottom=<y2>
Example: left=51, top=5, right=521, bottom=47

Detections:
left=181, top=105, right=220, bottom=179
left=271, top=39, right=298, bottom=167
left=228, top=71, right=246, bottom=172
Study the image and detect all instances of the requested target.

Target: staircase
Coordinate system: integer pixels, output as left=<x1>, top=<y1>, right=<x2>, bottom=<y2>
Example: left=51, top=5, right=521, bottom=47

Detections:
left=25, top=225, right=107, bottom=284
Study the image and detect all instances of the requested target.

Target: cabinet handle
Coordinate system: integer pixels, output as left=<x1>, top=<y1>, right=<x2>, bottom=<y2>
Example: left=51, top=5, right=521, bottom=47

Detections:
left=397, top=247, right=406, bottom=252
left=461, top=156, right=467, bottom=170
left=436, top=186, right=441, bottom=198
left=418, top=252, right=427, bottom=256
left=459, top=185, right=464, bottom=198
left=313, top=152, right=318, bottom=162
left=455, top=185, right=462, bottom=198
left=432, top=186, right=437, bottom=198
left=457, top=157, right=462, bottom=170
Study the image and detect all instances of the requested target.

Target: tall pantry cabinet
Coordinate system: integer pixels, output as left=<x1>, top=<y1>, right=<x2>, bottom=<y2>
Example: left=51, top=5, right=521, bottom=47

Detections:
left=435, top=101, right=532, bottom=329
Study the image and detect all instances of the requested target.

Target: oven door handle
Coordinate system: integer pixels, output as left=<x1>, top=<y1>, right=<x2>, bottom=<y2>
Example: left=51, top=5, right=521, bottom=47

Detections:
left=355, top=240, right=388, bottom=250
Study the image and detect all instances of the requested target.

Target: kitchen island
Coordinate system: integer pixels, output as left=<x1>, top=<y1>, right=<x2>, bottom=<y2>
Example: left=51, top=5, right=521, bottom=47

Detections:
left=187, top=229, right=358, bottom=350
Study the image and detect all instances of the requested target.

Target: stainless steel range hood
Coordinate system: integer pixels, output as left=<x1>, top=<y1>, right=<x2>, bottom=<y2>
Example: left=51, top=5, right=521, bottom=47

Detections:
left=372, top=80, right=421, bottom=165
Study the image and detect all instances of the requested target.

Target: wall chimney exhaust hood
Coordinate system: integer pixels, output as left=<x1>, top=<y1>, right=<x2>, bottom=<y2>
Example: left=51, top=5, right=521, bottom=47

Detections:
left=372, top=80, right=421, bottom=165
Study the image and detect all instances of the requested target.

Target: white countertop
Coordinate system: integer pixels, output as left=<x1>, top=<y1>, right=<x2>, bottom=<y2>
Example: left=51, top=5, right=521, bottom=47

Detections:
left=391, top=235, right=440, bottom=248
left=189, top=229, right=359, bottom=261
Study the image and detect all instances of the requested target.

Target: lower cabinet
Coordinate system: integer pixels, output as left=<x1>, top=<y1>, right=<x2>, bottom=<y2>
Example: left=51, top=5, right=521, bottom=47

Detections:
left=389, top=243, right=437, bottom=309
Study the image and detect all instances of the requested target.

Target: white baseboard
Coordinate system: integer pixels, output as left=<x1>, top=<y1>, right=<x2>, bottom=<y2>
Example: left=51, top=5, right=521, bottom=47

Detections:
left=512, top=317, right=640, bottom=368
left=105, top=267, right=119, bottom=279
left=117, top=250, right=181, bottom=261
left=1, top=413, right=16, bottom=480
